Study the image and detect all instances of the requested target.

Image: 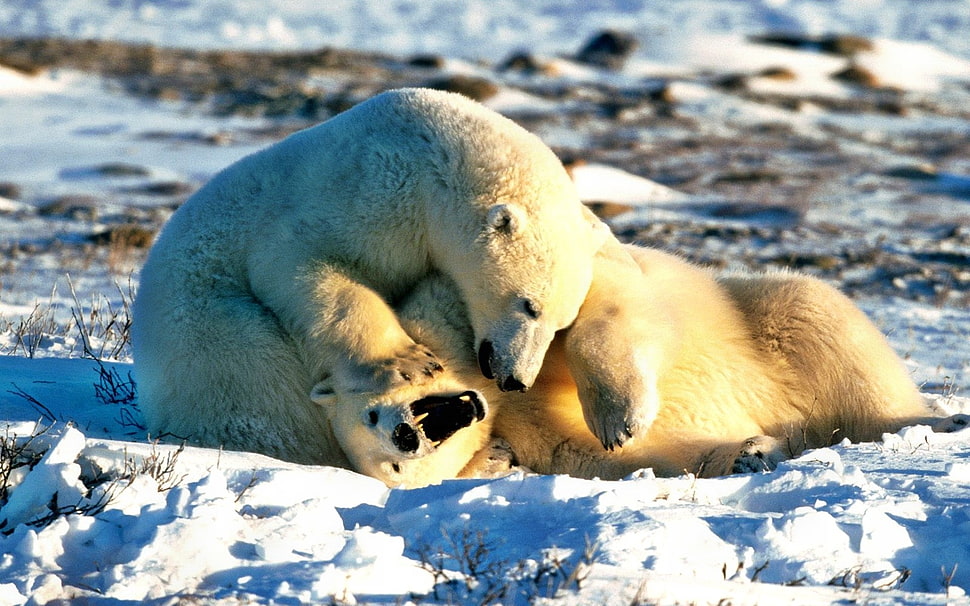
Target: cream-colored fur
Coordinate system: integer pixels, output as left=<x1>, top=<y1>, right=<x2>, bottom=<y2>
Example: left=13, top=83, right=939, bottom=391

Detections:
left=132, top=88, right=605, bottom=471
left=390, top=237, right=965, bottom=482
left=311, top=277, right=496, bottom=487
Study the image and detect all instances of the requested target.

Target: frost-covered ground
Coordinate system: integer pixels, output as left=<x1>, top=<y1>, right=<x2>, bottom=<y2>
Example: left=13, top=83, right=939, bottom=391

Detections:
left=1, top=1, right=970, bottom=604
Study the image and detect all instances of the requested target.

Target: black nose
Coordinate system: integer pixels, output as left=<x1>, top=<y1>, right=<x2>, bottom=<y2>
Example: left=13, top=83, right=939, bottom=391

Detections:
left=392, top=423, right=419, bottom=453
left=477, top=340, right=495, bottom=379
left=500, top=375, right=527, bottom=393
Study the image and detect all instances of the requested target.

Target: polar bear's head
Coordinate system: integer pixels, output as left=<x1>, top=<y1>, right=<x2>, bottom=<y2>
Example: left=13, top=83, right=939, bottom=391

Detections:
left=429, top=188, right=608, bottom=395
left=312, top=380, right=491, bottom=488
left=380, top=88, right=609, bottom=393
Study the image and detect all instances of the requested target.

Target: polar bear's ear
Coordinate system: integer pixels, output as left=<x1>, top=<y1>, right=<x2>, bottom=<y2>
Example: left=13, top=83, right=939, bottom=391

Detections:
left=486, top=204, right=524, bottom=236
left=310, top=380, right=337, bottom=406
left=581, top=204, right=612, bottom=251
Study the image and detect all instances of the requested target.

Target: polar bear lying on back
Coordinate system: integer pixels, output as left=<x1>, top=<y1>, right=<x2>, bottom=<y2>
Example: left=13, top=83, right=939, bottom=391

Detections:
left=132, top=88, right=606, bottom=467
left=353, top=236, right=966, bottom=486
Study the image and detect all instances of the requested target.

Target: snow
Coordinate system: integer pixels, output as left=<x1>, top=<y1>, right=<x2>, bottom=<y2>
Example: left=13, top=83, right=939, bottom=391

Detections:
left=2, top=399, right=970, bottom=604
left=1, top=1, right=970, bottom=604
left=571, top=163, right=688, bottom=207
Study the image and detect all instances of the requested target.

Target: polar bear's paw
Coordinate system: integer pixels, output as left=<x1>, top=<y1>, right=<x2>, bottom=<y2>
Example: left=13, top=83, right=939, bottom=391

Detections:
left=461, top=437, right=521, bottom=479
left=359, top=343, right=445, bottom=392
left=579, top=378, right=660, bottom=451
left=932, top=414, right=970, bottom=433
left=586, top=399, right=642, bottom=451
left=731, top=435, right=788, bottom=474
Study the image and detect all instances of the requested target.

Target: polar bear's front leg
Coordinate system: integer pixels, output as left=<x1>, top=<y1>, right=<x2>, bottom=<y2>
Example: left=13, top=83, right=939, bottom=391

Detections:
left=564, top=238, right=670, bottom=450
left=566, top=319, right=662, bottom=450
left=293, top=265, right=445, bottom=394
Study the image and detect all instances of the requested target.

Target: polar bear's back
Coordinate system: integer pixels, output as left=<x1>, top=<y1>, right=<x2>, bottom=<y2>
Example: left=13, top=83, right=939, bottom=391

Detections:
left=151, top=88, right=568, bottom=271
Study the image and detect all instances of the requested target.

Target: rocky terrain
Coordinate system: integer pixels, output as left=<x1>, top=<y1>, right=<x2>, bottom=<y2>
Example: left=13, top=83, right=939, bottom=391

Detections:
left=1, top=32, right=968, bottom=308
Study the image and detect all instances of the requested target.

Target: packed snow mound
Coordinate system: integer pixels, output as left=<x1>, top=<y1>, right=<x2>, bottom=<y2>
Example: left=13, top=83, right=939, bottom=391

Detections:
left=1, top=414, right=970, bottom=604
left=572, top=163, right=687, bottom=206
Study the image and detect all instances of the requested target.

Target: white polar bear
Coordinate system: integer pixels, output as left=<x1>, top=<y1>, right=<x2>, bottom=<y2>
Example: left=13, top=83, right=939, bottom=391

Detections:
left=374, top=236, right=966, bottom=484
left=311, top=277, right=504, bottom=487
left=132, top=88, right=606, bottom=470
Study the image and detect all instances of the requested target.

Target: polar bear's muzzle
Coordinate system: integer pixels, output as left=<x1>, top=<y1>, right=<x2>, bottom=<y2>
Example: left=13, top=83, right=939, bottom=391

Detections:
left=478, top=340, right=529, bottom=392
left=390, top=391, right=487, bottom=453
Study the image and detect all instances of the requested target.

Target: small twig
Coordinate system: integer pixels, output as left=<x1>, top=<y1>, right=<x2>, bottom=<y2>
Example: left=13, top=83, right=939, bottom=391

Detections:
left=750, top=560, right=771, bottom=582
left=234, top=470, right=260, bottom=503
left=942, top=564, right=959, bottom=597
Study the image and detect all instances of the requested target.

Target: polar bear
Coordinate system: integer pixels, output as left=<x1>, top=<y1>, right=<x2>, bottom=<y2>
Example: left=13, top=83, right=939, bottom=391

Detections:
left=495, top=238, right=967, bottom=478
left=381, top=236, right=966, bottom=483
left=310, top=276, right=505, bottom=487
left=132, top=88, right=606, bottom=468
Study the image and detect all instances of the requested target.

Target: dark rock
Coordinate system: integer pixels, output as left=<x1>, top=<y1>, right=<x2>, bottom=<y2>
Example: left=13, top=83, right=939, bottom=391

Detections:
left=712, top=170, right=783, bottom=185
left=408, top=54, right=445, bottom=69
left=498, top=52, right=557, bottom=76
left=423, top=75, right=499, bottom=101
left=750, top=33, right=874, bottom=57
left=648, top=83, right=677, bottom=104
left=123, top=181, right=195, bottom=197
left=716, top=74, right=749, bottom=91
left=0, top=182, right=22, bottom=200
left=819, top=34, right=874, bottom=57
left=38, top=195, right=99, bottom=221
left=575, top=30, right=638, bottom=69
left=86, top=224, right=156, bottom=248
left=749, top=33, right=813, bottom=50
left=97, top=163, right=152, bottom=177
left=758, top=66, right=798, bottom=81
left=832, top=64, right=880, bottom=88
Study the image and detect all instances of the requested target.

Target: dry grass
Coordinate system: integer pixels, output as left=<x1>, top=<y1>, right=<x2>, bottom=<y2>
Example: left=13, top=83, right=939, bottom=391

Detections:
left=417, top=527, right=596, bottom=605
left=0, top=276, right=135, bottom=361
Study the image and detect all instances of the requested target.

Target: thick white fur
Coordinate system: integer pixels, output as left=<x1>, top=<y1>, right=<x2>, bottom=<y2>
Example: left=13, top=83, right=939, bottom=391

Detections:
left=132, top=88, right=604, bottom=470
left=390, top=236, right=963, bottom=482
left=311, top=281, right=496, bottom=487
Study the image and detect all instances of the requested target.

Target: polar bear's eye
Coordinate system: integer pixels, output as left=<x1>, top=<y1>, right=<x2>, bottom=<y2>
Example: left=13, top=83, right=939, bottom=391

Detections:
left=367, top=410, right=379, bottom=426
left=392, top=463, right=401, bottom=473
left=522, top=298, right=541, bottom=319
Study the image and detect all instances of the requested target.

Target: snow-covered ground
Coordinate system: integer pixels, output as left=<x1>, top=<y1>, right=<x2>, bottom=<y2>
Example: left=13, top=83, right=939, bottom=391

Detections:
left=1, top=365, right=969, bottom=605
left=1, top=1, right=970, bottom=604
